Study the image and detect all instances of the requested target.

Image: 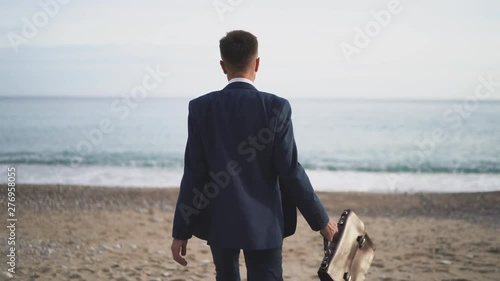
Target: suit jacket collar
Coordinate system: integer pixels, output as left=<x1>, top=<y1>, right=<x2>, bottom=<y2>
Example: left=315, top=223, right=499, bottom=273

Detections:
left=223, top=82, right=257, bottom=91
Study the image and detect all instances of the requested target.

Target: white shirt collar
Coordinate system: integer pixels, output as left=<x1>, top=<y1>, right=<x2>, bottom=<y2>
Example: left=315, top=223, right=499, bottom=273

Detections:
left=228, top=77, right=254, bottom=85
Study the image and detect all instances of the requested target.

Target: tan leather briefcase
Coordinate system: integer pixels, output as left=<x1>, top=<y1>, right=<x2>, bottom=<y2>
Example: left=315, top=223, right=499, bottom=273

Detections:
left=318, top=210, right=375, bottom=281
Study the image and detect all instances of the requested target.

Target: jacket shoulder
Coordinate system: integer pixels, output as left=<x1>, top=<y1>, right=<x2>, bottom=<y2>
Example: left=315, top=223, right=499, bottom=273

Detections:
left=188, top=91, right=219, bottom=110
left=189, top=89, right=288, bottom=110
left=256, top=91, right=289, bottom=108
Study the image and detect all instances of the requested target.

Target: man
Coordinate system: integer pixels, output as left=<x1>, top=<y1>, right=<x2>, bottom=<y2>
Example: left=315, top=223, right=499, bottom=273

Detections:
left=171, top=30, right=338, bottom=281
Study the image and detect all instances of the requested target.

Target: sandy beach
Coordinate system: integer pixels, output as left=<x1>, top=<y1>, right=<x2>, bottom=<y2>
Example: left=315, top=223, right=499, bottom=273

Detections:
left=1, top=185, right=499, bottom=281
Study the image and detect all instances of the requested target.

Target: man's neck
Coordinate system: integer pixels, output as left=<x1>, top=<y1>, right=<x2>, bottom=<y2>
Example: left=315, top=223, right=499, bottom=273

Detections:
left=226, top=72, right=255, bottom=82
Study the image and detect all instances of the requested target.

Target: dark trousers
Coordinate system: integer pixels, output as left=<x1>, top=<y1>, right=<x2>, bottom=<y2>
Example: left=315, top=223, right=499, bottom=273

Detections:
left=210, top=247, right=283, bottom=281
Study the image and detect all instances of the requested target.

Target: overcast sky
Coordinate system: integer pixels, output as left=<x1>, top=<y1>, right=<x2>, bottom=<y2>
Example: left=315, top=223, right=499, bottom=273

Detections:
left=0, top=0, right=499, bottom=99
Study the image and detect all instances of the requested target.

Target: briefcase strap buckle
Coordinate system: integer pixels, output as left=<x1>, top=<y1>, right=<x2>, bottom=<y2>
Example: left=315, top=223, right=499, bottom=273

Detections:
left=357, top=235, right=367, bottom=249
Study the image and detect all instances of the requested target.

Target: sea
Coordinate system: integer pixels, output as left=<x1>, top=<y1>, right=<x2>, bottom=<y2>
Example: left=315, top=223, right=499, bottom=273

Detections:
left=1, top=97, right=499, bottom=193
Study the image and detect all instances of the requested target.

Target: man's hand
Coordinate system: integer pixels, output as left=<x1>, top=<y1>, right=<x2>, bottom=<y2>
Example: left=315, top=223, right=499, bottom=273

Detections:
left=320, top=218, right=338, bottom=242
left=171, top=239, right=188, bottom=266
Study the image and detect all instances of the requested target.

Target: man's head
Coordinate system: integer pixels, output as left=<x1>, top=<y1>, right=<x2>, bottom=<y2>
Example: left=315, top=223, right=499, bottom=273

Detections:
left=219, top=30, right=260, bottom=80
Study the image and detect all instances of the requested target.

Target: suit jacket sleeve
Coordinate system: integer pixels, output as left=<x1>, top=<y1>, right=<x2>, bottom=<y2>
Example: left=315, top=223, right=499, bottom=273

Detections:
left=172, top=101, right=209, bottom=240
left=273, top=99, right=329, bottom=231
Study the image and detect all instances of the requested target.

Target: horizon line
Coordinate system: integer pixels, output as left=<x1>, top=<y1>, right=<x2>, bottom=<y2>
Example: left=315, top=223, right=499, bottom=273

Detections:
left=1, top=95, right=500, bottom=103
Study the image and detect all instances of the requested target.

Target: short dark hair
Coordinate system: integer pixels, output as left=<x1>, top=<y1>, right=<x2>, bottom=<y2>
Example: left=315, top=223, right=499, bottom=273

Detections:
left=219, top=30, right=258, bottom=72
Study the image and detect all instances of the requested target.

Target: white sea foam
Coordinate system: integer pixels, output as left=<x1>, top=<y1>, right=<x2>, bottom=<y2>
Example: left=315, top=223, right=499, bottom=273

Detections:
left=3, top=164, right=499, bottom=193
left=306, top=170, right=500, bottom=193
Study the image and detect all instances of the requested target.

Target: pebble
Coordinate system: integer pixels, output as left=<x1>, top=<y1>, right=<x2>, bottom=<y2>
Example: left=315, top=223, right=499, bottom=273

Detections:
left=162, top=272, right=172, bottom=277
left=79, top=267, right=95, bottom=274
left=40, top=248, right=53, bottom=255
left=130, top=244, right=138, bottom=250
left=2, top=272, right=14, bottom=279
left=115, top=244, right=122, bottom=249
left=68, top=272, right=81, bottom=279
left=438, top=260, right=451, bottom=265
left=149, top=217, right=161, bottom=223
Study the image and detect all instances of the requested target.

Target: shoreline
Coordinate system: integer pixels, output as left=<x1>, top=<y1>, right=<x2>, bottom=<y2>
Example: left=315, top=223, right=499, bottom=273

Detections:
left=1, top=184, right=499, bottom=280
left=3, top=164, right=499, bottom=193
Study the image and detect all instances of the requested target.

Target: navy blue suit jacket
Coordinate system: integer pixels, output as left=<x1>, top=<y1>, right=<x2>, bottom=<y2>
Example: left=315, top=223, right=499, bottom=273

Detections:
left=172, top=82, right=329, bottom=249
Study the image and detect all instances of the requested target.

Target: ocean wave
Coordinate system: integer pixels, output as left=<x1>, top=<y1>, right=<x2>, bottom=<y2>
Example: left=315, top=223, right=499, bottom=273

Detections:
left=0, top=151, right=183, bottom=169
left=301, top=161, right=500, bottom=174
left=1, top=151, right=499, bottom=174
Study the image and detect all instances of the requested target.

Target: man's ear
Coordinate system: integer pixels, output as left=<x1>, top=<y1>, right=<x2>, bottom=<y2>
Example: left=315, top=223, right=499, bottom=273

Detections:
left=220, top=60, right=228, bottom=74
left=255, top=57, right=260, bottom=73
